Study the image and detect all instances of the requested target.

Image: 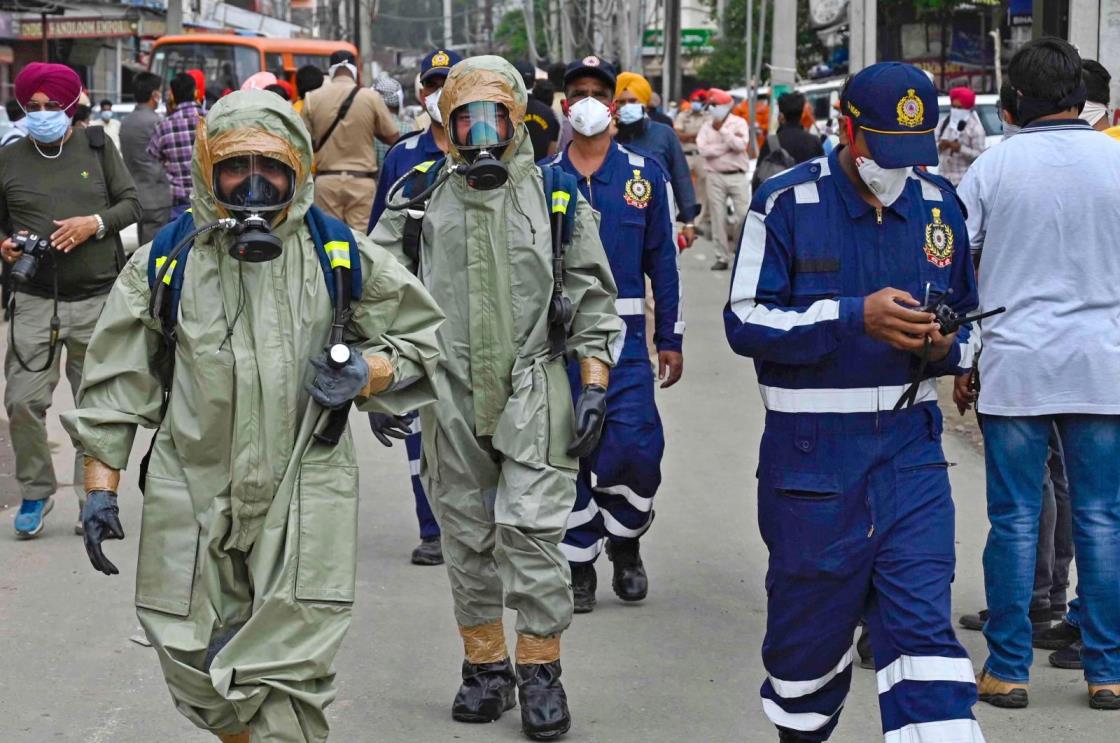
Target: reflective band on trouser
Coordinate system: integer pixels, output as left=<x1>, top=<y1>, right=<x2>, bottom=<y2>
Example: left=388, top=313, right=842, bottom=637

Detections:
left=761, top=699, right=842, bottom=732
left=551, top=191, right=570, bottom=214
left=615, top=297, right=644, bottom=316
left=559, top=540, right=602, bottom=563
left=324, top=240, right=350, bottom=269
left=758, top=380, right=938, bottom=414
left=769, top=646, right=855, bottom=699
left=884, top=719, right=985, bottom=743
left=877, top=655, right=976, bottom=695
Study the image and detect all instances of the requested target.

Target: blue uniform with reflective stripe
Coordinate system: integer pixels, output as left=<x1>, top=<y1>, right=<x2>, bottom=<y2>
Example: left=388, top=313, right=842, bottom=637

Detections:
left=551, top=141, right=681, bottom=562
left=366, top=128, right=442, bottom=542
left=726, top=148, right=983, bottom=742
left=367, top=128, right=444, bottom=234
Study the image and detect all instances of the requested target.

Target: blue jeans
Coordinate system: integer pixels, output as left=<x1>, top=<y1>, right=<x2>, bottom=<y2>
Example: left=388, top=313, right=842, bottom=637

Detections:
left=982, top=414, right=1120, bottom=684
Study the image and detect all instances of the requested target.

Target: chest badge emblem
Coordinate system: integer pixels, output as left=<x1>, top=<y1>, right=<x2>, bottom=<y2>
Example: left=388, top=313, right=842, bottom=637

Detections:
left=896, top=88, right=924, bottom=128
left=624, top=169, right=651, bottom=209
left=924, top=207, right=954, bottom=267
left=80, top=170, right=89, bottom=179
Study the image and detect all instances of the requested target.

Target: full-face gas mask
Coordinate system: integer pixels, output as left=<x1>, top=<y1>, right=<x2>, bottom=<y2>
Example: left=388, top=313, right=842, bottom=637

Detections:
left=448, top=101, right=515, bottom=190
left=212, top=154, right=296, bottom=262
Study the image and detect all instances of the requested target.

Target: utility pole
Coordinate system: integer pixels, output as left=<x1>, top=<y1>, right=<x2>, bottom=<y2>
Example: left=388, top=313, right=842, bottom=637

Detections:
left=443, top=0, right=453, bottom=49
left=524, top=0, right=539, bottom=64
left=358, top=0, right=372, bottom=79
left=661, top=0, right=681, bottom=104
left=167, top=0, right=183, bottom=35
left=769, top=0, right=796, bottom=87
left=745, top=0, right=754, bottom=150
left=849, top=0, right=877, bottom=74
left=485, top=0, right=495, bottom=53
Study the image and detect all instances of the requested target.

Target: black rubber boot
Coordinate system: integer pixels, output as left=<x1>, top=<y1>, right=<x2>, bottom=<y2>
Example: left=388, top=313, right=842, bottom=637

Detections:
left=411, top=536, right=444, bottom=566
left=1035, top=620, right=1080, bottom=651
left=571, top=562, right=597, bottom=614
left=516, top=661, right=571, bottom=740
left=606, top=539, right=648, bottom=602
left=451, top=659, right=517, bottom=723
left=778, top=727, right=814, bottom=742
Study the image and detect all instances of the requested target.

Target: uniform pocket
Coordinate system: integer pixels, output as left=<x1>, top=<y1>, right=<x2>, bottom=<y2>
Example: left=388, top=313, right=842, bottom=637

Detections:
left=135, top=475, right=200, bottom=617
left=759, top=468, right=848, bottom=578
left=542, top=359, right=578, bottom=473
left=294, top=463, right=359, bottom=603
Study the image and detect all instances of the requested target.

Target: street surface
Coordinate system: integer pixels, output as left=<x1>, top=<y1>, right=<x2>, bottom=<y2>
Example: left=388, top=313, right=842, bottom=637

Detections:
left=0, top=238, right=1110, bottom=742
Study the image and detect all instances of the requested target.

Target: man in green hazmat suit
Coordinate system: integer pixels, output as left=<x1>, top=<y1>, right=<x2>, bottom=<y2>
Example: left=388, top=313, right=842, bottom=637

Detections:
left=369, top=56, right=622, bottom=741
left=61, top=90, right=444, bottom=743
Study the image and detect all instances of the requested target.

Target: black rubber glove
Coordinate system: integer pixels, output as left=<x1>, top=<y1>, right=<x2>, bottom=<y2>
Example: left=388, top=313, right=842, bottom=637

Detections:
left=82, top=489, right=124, bottom=576
left=307, top=347, right=369, bottom=409
left=368, top=412, right=413, bottom=447
left=567, top=385, right=607, bottom=458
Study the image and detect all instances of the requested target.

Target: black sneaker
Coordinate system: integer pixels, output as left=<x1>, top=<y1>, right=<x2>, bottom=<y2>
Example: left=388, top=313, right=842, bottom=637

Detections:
left=605, top=539, right=648, bottom=602
left=1048, top=641, right=1083, bottom=670
left=517, top=661, right=571, bottom=740
left=452, top=659, right=517, bottom=723
left=959, top=609, right=988, bottom=632
left=710, top=259, right=729, bottom=271
left=1035, top=621, right=1080, bottom=651
left=571, top=562, right=597, bottom=614
left=411, top=536, right=444, bottom=566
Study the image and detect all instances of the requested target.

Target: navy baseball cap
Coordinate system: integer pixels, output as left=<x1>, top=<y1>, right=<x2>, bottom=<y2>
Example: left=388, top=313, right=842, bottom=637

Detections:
left=563, top=55, right=616, bottom=89
left=420, top=49, right=463, bottom=83
left=841, top=62, right=938, bottom=168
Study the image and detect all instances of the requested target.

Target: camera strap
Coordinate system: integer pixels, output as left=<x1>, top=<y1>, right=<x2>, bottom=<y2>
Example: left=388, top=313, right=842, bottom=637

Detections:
left=7, top=257, right=61, bottom=374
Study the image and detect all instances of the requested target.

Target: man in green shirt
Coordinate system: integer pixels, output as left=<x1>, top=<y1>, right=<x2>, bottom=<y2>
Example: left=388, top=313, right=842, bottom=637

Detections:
left=0, top=62, right=139, bottom=538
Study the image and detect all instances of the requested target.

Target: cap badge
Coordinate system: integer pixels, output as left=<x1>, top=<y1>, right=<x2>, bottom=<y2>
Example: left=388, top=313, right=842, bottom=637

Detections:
left=582, top=56, right=600, bottom=67
left=624, top=169, right=651, bottom=209
left=897, top=88, right=924, bottom=128
left=846, top=101, right=861, bottom=118
left=924, top=207, right=954, bottom=268
left=432, top=51, right=451, bottom=67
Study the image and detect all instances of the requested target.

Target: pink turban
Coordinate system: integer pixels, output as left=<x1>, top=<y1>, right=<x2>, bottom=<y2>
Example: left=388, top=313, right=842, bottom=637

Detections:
left=14, top=63, right=83, bottom=116
left=949, top=86, right=976, bottom=110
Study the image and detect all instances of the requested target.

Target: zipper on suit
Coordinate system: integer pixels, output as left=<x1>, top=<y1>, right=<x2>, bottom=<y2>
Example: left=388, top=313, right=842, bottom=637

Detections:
left=586, top=176, right=594, bottom=208
left=875, top=207, right=883, bottom=225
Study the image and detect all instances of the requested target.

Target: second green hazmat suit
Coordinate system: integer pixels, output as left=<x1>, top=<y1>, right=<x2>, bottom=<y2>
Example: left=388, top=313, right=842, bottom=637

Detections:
left=62, top=90, right=444, bottom=743
left=370, top=55, right=622, bottom=739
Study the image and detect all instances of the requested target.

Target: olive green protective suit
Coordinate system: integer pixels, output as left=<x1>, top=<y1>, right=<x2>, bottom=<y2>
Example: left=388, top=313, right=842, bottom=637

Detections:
left=369, top=56, right=623, bottom=640
left=61, top=91, right=443, bottom=742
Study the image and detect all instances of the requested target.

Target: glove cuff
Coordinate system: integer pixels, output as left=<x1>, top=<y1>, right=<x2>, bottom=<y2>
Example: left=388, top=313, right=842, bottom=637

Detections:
left=84, top=456, right=119, bottom=493
left=360, top=354, right=394, bottom=397
left=580, top=357, right=609, bottom=388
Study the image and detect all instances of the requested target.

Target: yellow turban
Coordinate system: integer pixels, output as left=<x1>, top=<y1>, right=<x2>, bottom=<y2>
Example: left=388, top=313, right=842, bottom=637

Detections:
left=615, top=72, right=653, bottom=106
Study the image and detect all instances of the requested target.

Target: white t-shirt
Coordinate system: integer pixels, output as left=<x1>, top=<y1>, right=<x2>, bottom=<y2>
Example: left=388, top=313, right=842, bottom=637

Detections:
left=957, top=118, right=1120, bottom=416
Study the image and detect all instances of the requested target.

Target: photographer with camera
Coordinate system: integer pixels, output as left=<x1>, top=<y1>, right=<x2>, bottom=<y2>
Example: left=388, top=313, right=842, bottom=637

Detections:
left=0, top=63, right=139, bottom=538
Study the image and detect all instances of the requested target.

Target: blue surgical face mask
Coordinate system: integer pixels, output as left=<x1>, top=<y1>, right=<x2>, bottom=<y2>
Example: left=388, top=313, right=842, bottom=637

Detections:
left=617, top=102, right=645, bottom=125
left=100, top=109, right=113, bottom=121
left=25, top=110, right=70, bottom=144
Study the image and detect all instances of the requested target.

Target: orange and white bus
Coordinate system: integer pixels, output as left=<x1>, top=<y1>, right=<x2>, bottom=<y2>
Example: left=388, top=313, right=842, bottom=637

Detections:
left=150, top=35, right=359, bottom=98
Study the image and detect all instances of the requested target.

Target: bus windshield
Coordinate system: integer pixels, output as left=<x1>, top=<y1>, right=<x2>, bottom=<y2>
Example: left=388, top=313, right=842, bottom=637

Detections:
left=150, top=42, right=260, bottom=96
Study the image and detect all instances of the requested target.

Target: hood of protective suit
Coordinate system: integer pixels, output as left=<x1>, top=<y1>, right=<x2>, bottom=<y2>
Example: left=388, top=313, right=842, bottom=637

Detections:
left=439, top=55, right=528, bottom=163
left=190, top=89, right=314, bottom=238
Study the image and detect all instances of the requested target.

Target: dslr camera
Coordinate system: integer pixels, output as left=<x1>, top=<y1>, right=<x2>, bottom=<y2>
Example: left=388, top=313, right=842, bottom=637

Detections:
left=10, top=232, right=52, bottom=285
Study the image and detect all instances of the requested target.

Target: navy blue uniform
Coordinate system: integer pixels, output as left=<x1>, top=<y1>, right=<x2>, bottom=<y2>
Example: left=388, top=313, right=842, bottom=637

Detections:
left=550, top=142, right=682, bottom=563
left=367, top=128, right=444, bottom=542
left=725, top=149, right=982, bottom=741
left=615, top=117, right=701, bottom=223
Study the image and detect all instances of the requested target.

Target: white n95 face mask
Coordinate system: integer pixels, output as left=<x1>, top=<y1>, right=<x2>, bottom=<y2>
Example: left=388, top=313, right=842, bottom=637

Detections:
left=855, top=156, right=909, bottom=207
left=568, top=97, right=612, bottom=137
left=424, top=88, right=443, bottom=125
left=709, top=104, right=732, bottom=121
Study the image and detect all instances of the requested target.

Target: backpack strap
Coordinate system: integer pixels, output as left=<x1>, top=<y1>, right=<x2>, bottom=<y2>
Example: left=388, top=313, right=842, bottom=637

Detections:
left=398, top=157, right=446, bottom=272
left=148, top=210, right=200, bottom=330
left=305, top=204, right=363, bottom=304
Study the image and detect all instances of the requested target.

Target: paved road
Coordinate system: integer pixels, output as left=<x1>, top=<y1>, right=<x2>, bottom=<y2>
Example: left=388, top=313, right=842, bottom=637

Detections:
left=0, top=240, right=1108, bottom=742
